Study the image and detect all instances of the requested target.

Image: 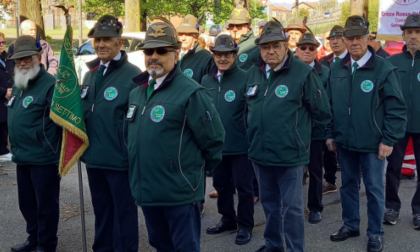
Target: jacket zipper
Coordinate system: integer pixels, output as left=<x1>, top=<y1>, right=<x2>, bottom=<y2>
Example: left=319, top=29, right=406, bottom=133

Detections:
left=10, top=91, right=22, bottom=153
left=408, top=55, right=415, bottom=129
left=137, top=89, right=148, bottom=202
left=217, top=85, right=221, bottom=110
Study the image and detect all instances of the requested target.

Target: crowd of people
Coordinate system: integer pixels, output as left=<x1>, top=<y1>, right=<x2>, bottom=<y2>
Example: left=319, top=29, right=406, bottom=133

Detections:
left=0, top=7, right=419, bottom=252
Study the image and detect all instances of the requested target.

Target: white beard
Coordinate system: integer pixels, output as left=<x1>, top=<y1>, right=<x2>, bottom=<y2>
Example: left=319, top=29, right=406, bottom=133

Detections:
left=14, top=59, right=41, bottom=90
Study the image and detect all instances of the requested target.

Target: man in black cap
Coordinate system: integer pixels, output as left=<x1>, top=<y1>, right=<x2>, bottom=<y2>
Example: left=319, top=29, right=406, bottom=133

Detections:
left=326, top=15, right=407, bottom=252
left=295, top=31, right=330, bottom=225
left=7, top=35, right=62, bottom=252
left=368, top=32, right=390, bottom=58
left=247, top=20, right=331, bottom=252
left=384, top=13, right=420, bottom=230
left=80, top=15, right=140, bottom=252
left=202, top=34, right=254, bottom=245
left=320, top=25, right=348, bottom=69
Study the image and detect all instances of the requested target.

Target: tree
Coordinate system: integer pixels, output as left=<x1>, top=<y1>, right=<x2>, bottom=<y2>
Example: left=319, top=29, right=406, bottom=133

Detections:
left=298, top=8, right=310, bottom=20
left=84, top=0, right=125, bottom=19
left=125, top=0, right=140, bottom=32
left=19, top=0, right=46, bottom=39
left=341, top=0, right=378, bottom=32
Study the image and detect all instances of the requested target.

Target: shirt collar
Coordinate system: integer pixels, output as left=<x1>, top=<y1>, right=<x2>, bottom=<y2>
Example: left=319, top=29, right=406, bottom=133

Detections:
left=148, top=73, right=169, bottom=90
left=100, top=52, right=122, bottom=68
left=334, top=50, right=348, bottom=61
left=265, top=55, right=289, bottom=73
left=309, top=61, right=315, bottom=67
left=350, top=49, right=372, bottom=69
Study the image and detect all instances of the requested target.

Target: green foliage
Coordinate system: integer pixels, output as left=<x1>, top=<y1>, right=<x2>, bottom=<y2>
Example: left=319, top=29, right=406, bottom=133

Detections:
left=298, top=8, right=310, bottom=20
left=340, top=0, right=350, bottom=26
left=249, top=0, right=267, bottom=21
left=83, top=0, right=125, bottom=19
left=340, top=0, right=379, bottom=32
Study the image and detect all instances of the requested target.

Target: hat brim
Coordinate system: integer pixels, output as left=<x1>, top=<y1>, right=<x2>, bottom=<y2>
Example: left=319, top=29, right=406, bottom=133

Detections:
left=88, top=29, right=121, bottom=38
left=255, top=35, right=288, bottom=45
left=284, top=27, right=307, bottom=33
left=400, top=24, right=420, bottom=30
left=176, top=26, right=199, bottom=34
left=8, top=50, right=43, bottom=60
left=297, top=41, right=320, bottom=47
left=209, top=46, right=239, bottom=53
left=138, top=41, right=182, bottom=49
left=343, top=29, right=369, bottom=38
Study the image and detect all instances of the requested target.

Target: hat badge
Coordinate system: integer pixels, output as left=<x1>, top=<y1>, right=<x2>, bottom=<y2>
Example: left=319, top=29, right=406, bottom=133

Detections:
left=413, top=15, right=419, bottom=22
left=220, top=38, right=227, bottom=45
left=183, top=17, right=190, bottom=24
left=148, top=24, right=167, bottom=38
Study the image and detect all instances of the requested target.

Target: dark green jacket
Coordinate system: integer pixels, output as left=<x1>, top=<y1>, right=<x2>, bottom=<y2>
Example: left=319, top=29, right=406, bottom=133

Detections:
left=7, top=65, right=61, bottom=165
left=236, top=30, right=261, bottom=71
left=201, top=63, right=247, bottom=155
left=326, top=46, right=407, bottom=152
left=312, top=60, right=330, bottom=140
left=387, top=47, right=420, bottom=133
left=128, top=65, right=225, bottom=206
left=246, top=51, right=331, bottom=167
left=81, top=51, right=141, bottom=171
left=178, top=42, right=214, bottom=83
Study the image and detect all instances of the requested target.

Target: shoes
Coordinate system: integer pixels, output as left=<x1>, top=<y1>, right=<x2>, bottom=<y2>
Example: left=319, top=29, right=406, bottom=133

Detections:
left=10, top=240, right=37, bottom=252
left=322, top=182, right=338, bottom=194
left=383, top=209, right=399, bottom=225
left=367, top=236, right=383, bottom=252
left=413, top=213, right=420, bottom=230
left=209, top=190, right=218, bottom=198
left=0, top=153, right=12, bottom=162
left=308, top=211, right=322, bottom=224
left=206, top=221, right=237, bottom=234
left=330, top=226, right=360, bottom=242
left=255, top=245, right=284, bottom=252
left=254, top=196, right=259, bottom=204
left=200, top=202, right=204, bottom=217
left=235, top=228, right=252, bottom=245
left=206, top=171, right=213, bottom=177
left=400, top=173, right=415, bottom=180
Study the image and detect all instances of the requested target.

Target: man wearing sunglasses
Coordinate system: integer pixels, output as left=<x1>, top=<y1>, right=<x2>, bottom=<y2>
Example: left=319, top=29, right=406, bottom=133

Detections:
left=176, top=14, right=214, bottom=83
left=247, top=20, right=331, bottom=252
left=284, top=19, right=307, bottom=52
left=226, top=7, right=260, bottom=70
left=320, top=25, right=348, bottom=68
left=295, top=32, right=330, bottom=225
left=202, top=35, right=254, bottom=245
left=128, top=21, right=225, bottom=252
left=326, top=16, right=407, bottom=252
left=80, top=15, right=140, bottom=252
left=7, top=35, right=62, bottom=252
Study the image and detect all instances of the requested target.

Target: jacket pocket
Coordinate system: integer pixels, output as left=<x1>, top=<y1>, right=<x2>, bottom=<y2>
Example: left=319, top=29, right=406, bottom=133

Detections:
left=168, top=156, right=188, bottom=187
left=201, top=115, right=217, bottom=140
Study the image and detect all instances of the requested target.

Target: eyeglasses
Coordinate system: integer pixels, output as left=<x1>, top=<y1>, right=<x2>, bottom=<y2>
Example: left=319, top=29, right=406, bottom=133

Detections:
left=298, top=46, right=316, bottom=52
left=14, top=56, right=34, bottom=64
left=213, top=52, right=234, bottom=59
left=260, top=43, right=284, bottom=52
left=143, top=48, right=177, bottom=56
left=0, top=41, right=6, bottom=45
left=228, top=24, right=247, bottom=31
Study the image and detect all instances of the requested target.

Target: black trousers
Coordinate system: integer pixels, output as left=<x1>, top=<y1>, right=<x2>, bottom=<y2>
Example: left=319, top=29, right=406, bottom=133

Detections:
left=0, top=122, right=9, bottom=155
left=17, top=164, right=61, bottom=252
left=323, top=142, right=338, bottom=185
left=213, top=154, right=254, bottom=230
left=386, top=133, right=420, bottom=214
left=308, top=140, right=324, bottom=212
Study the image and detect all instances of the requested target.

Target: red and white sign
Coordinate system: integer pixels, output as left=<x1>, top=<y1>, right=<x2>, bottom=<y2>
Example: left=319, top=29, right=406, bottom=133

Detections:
left=378, top=0, right=420, bottom=36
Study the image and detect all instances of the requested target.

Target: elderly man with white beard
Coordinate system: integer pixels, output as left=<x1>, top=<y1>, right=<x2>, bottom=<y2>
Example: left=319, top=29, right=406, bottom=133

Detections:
left=6, top=35, right=62, bottom=252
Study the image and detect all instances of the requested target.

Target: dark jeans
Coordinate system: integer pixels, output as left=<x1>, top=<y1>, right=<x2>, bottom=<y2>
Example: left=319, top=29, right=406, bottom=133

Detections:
left=337, top=147, right=385, bottom=237
left=386, top=133, right=420, bottom=214
left=213, top=154, right=254, bottom=230
left=308, top=140, right=324, bottom=212
left=253, top=172, right=259, bottom=197
left=0, top=122, right=9, bottom=155
left=253, top=163, right=305, bottom=252
left=323, top=142, right=338, bottom=185
left=86, top=168, right=139, bottom=252
left=142, top=202, right=201, bottom=252
left=17, top=164, right=61, bottom=252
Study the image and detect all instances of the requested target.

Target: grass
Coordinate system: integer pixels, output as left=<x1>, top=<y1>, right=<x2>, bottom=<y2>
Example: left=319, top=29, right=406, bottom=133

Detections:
left=5, top=38, right=86, bottom=55
left=1, top=28, right=91, bottom=38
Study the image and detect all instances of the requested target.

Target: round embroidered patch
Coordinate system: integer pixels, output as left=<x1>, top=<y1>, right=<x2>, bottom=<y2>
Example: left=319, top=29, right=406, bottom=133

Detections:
left=417, top=73, right=420, bottom=82
left=184, top=68, right=194, bottom=78
left=22, top=96, right=34, bottom=108
left=239, top=54, right=248, bottom=63
left=150, top=105, right=165, bottom=123
left=224, top=90, right=236, bottom=102
left=104, top=87, right=118, bottom=101
left=360, top=80, right=374, bottom=93
left=275, top=85, right=289, bottom=98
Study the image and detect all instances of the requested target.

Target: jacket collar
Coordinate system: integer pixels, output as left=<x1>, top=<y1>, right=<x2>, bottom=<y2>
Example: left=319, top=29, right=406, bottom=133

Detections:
left=208, top=62, right=240, bottom=78
left=402, top=44, right=420, bottom=58
left=254, top=49, right=292, bottom=73
left=239, top=29, right=254, bottom=44
left=132, top=63, right=180, bottom=90
left=182, top=42, right=199, bottom=59
left=314, top=59, right=322, bottom=75
left=86, top=50, right=128, bottom=71
left=0, top=51, right=7, bottom=60
left=341, top=45, right=376, bottom=69
left=323, top=53, right=334, bottom=62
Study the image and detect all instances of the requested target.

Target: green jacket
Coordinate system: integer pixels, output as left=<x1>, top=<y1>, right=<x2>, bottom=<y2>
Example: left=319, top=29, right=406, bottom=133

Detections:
left=178, top=42, right=214, bottom=83
left=81, top=51, right=141, bottom=170
left=326, top=47, right=407, bottom=152
left=312, top=59, right=330, bottom=140
left=7, top=65, right=61, bottom=165
left=201, top=63, right=247, bottom=155
left=236, top=30, right=261, bottom=71
left=246, top=51, right=331, bottom=167
left=387, top=47, right=420, bottom=133
left=128, top=65, right=225, bottom=206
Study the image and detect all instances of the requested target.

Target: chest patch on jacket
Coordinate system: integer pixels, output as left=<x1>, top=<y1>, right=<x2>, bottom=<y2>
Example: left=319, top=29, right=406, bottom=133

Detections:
left=150, top=105, right=165, bottom=123
left=239, top=54, right=248, bottom=62
left=184, top=68, right=194, bottom=78
left=361, top=80, right=374, bottom=93
left=224, top=90, right=236, bottom=102
left=104, top=87, right=118, bottom=100
left=22, top=96, right=34, bottom=108
left=417, top=73, right=420, bottom=82
left=275, top=85, right=288, bottom=98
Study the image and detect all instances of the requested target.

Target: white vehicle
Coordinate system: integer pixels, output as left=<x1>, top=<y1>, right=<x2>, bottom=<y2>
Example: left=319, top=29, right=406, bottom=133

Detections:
left=73, top=32, right=146, bottom=83
left=324, top=11, right=332, bottom=18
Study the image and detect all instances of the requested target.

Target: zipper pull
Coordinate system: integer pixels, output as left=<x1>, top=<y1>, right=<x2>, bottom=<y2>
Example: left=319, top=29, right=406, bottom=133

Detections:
left=141, top=105, right=146, bottom=115
left=413, top=56, right=415, bottom=67
left=264, top=86, right=269, bottom=96
left=349, top=107, right=351, bottom=115
left=20, top=90, right=23, bottom=97
left=218, top=86, right=221, bottom=93
left=91, top=103, right=95, bottom=112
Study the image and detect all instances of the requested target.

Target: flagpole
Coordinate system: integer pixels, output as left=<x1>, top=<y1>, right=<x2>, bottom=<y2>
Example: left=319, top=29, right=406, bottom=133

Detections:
left=77, top=160, right=88, bottom=252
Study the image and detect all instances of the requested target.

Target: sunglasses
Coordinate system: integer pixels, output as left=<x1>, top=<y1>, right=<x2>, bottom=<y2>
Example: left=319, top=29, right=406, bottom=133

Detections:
left=143, top=48, right=177, bottom=56
left=213, top=52, right=234, bottom=59
left=0, top=41, right=6, bottom=45
left=298, top=46, right=317, bottom=52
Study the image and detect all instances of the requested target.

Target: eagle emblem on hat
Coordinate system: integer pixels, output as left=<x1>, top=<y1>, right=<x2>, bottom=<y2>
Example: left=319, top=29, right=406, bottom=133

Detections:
left=148, top=24, right=167, bottom=38
left=234, top=9, right=243, bottom=17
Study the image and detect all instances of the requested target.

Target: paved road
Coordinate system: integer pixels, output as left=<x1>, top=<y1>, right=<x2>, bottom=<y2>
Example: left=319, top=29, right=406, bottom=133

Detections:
left=0, top=161, right=418, bottom=252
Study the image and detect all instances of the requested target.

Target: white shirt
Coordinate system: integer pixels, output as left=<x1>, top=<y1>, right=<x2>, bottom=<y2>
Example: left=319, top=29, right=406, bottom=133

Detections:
left=265, top=55, right=289, bottom=79
left=350, top=50, right=372, bottom=73
left=217, top=70, right=222, bottom=83
left=100, top=52, right=122, bottom=75
left=333, top=50, right=348, bottom=62
left=148, top=73, right=169, bottom=90
left=309, top=61, right=315, bottom=68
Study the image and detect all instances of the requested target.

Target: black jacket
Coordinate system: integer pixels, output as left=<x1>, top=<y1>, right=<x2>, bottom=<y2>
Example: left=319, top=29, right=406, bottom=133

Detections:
left=0, top=51, right=14, bottom=123
left=376, top=47, right=391, bottom=59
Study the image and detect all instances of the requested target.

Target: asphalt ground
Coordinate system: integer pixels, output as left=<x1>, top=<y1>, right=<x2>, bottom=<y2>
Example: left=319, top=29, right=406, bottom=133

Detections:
left=0, top=161, right=418, bottom=252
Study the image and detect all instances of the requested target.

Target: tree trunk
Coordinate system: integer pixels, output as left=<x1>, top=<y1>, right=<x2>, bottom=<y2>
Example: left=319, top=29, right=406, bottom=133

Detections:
left=350, top=0, right=368, bottom=19
left=19, top=0, right=45, bottom=40
left=125, top=0, right=141, bottom=32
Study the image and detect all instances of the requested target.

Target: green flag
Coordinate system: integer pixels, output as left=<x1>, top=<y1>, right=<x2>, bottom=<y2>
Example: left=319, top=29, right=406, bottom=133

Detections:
left=50, top=25, right=89, bottom=177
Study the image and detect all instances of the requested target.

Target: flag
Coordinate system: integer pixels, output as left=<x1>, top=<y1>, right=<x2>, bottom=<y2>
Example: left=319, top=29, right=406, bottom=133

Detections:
left=50, top=25, right=89, bottom=177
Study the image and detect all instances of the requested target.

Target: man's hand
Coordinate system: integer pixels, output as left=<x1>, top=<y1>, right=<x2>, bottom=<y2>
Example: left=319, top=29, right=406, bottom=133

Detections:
left=5, top=88, right=12, bottom=100
left=378, top=143, right=393, bottom=160
left=326, top=138, right=336, bottom=152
